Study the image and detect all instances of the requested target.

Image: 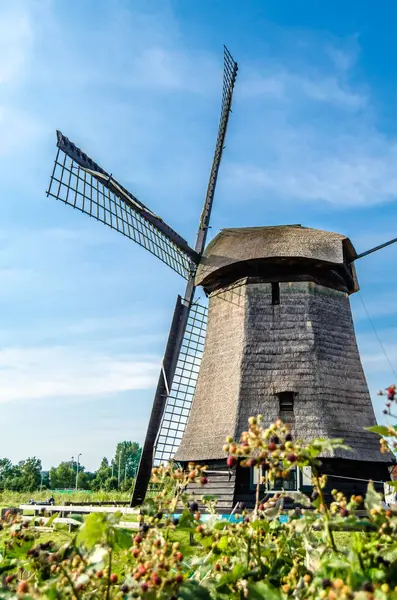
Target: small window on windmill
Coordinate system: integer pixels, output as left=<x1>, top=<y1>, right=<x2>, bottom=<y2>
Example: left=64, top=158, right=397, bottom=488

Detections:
left=271, top=282, right=280, bottom=305
left=278, top=391, right=295, bottom=425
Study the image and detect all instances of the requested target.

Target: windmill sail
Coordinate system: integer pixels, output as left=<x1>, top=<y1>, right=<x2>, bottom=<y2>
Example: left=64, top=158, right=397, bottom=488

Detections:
left=154, top=299, right=208, bottom=464
left=47, top=131, right=198, bottom=279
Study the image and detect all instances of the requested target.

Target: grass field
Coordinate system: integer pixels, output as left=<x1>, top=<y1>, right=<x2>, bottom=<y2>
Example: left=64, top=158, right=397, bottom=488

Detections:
left=0, top=490, right=131, bottom=507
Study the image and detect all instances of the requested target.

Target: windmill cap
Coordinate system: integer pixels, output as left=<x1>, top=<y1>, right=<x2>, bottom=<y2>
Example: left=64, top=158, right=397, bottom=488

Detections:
left=196, top=225, right=358, bottom=292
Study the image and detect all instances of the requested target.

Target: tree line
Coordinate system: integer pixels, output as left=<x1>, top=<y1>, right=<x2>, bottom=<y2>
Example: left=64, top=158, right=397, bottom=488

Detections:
left=0, top=441, right=142, bottom=493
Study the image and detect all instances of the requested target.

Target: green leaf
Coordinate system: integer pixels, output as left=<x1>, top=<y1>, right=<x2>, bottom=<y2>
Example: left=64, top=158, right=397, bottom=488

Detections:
left=115, top=528, right=132, bottom=550
left=364, top=481, right=382, bottom=512
left=367, top=425, right=391, bottom=436
left=77, top=512, right=107, bottom=549
left=139, top=498, right=157, bottom=517
left=290, top=491, right=311, bottom=507
left=178, top=581, right=213, bottom=600
left=213, top=520, right=231, bottom=530
left=177, top=509, right=195, bottom=530
left=46, top=512, right=59, bottom=528
left=246, top=581, right=284, bottom=600
left=217, top=536, right=229, bottom=551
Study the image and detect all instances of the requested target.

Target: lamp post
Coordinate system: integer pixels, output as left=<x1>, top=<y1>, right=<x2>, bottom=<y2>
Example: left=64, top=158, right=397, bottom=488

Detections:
left=76, top=453, right=82, bottom=491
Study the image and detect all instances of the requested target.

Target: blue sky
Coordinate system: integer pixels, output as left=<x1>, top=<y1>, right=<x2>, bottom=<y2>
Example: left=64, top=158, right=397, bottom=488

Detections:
left=1, top=0, right=397, bottom=471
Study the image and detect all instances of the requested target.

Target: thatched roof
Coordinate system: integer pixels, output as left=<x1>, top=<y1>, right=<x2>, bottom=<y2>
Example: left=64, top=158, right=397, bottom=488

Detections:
left=196, top=225, right=358, bottom=293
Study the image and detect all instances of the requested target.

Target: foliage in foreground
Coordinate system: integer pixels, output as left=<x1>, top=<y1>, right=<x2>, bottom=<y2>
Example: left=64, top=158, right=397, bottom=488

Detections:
left=0, top=416, right=397, bottom=599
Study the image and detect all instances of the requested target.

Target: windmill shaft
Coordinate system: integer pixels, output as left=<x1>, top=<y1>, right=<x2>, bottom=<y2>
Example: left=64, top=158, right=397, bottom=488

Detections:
left=354, top=236, right=397, bottom=260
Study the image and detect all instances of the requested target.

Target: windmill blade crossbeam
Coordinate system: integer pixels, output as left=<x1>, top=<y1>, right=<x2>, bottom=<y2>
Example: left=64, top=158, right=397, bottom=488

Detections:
left=47, top=132, right=199, bottom=279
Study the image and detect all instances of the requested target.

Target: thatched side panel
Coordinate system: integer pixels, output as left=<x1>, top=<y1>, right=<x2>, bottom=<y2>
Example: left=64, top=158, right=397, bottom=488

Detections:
left=174, top=284, right=245, bottom=462
left=236, top=281, right=387, bottom=462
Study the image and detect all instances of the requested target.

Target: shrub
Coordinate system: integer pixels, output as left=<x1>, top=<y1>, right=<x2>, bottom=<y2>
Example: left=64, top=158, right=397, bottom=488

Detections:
left=0, top=416, right=396, bottom=598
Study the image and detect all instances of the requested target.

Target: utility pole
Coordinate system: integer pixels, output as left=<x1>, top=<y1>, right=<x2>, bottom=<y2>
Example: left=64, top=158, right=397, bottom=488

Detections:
left=76, top=453, right=82, bottom=491
left=117, top=453, right=121, bottom=489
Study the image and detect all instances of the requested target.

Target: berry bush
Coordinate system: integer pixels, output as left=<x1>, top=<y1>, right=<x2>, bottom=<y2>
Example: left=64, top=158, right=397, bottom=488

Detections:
left=0, top=411, right=396, bottom=599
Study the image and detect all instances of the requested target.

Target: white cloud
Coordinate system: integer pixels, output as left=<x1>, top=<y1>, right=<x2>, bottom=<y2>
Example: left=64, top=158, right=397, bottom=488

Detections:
left=224, top=43, right=397, bottom=208
left=242, top=69, right=366, bottom=109
left=0, top=2, right=33, bottom=86
left=0, top=346, right=159, bottom=403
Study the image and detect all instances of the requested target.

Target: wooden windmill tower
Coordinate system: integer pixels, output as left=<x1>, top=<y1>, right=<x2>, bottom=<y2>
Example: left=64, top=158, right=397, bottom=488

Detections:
left=46, top=48, right=396, bottom=511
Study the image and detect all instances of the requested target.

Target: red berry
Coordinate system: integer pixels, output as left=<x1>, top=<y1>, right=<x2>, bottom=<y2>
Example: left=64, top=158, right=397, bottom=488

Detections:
left=175, top=574, right=184, bottom=584
left=134, top=535, right=143, bottom=544
left=131, top=548, right=140, bottom=558
left=287, top=453, right=297, bottom=463
left=138, top=564, right=147, bottom=575
left=268, top=442, right=277, bottom=452
left=151, top=573, right=162, bottom=586
left=141, top=582, right=149, bottom=592
left=5, top=575, right=14, bottom=584
left=176, top=552, right=184, bottom=562
left=96, top=570, right=103, bottom=578
left=200, top=476, right=208, bottom=485
left=247, top=458, right=257, bottom=467
left=17, top=581, right=29, bottom=594
left=227, top=456, right=237, bottom=468
left=110, top=573, right=118, bottom=584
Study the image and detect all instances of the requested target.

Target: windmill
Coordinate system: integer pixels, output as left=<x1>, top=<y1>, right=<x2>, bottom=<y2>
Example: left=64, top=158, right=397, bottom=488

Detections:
left=47, top=48, right=396, bottom=511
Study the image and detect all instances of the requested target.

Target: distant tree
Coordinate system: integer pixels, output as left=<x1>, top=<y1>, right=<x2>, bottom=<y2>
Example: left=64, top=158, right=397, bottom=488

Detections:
left=0, top=458, right=13, bottom=490
left=50, top=461, right=75, bottom=489
left=91, top=457, right=112, bottom=491
left=113, top=441, right=142, bottom=487
left=19, top=457, right=42, bottom=492
left=0, top=457, right=42, bottom=492
left=104, top=476, right=118, bottom=491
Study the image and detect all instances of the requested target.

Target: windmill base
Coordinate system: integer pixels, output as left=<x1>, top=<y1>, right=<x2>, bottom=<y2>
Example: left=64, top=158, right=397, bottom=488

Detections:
left=185, top=459, right=390, bottom=513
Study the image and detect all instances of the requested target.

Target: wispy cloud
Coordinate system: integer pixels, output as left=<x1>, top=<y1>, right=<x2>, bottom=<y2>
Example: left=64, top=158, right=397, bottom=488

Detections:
left=242, top=68, right=366, bottom=109
left=0, top=346, right=159, bottom=403
left=224, top=42, right=397, bottom=208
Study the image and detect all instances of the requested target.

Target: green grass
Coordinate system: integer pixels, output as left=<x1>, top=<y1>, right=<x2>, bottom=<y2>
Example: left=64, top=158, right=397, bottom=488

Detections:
left=0, top=490, right=131, bottom=507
